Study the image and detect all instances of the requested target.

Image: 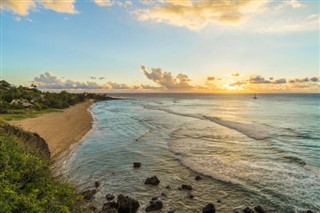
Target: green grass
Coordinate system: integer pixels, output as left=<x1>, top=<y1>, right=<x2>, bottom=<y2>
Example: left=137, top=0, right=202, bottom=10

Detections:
left=0, top=108, right=62, bottom=121
left=0, top=124, right=88, bottom=213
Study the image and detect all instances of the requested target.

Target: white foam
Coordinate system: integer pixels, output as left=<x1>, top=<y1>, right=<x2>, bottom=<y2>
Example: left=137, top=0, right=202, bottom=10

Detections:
left=204, top=116, right=273, bottom=140
left=144, top=104, right=274, bottom=140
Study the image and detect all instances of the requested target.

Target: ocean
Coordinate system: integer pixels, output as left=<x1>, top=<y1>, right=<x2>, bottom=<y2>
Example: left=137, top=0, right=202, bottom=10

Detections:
left=62, top=93, right=320, bottom=212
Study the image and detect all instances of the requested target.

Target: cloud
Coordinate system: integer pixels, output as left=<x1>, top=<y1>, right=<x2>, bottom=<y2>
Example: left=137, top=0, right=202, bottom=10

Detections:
left=33, top=72, right=106, bottom=89
left=231, top=73, right=240, bottom=77
left=99, top=77, right=105, bottom=80
left=276, top=0, right=306, bottom=10
left=310, top=77, right=319, bottom=82
left=273, top=78, right=286, bottom=84
left=39, top=0, right=78, bottom=14
left=134, top=0, right=267, bottom=30
left=1, top=0, right=77, bottom=15
left=141, top=65, right=193, bottom=90
left=249, top=75, right=271, bottom=84
left=94, top=0, right=114, bottom=7
left=90, top=76, right=97, bottom=80
left=14, top=16, right=21, bottom=22
left=107, top=81, right=131, bottom=89
left=258, top=14, right=319, bottom=33
left=229, top=81, right=247, bottom=87
left=207, top=76, right=215, bottom=81
left=1, top=0, right=35, bottom=15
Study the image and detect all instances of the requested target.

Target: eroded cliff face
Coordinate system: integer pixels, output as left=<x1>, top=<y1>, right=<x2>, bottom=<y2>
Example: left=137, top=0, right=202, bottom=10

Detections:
left=0, top=122, right=50, bottom=158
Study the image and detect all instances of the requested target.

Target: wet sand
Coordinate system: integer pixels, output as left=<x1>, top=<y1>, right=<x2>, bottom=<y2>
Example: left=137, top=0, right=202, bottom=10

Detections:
left=10, top=100, right=93, bottom=159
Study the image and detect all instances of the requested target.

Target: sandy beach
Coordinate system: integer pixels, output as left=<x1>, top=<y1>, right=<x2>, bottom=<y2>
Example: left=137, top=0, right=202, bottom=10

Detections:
left=10, top=100, right=94, bottom=159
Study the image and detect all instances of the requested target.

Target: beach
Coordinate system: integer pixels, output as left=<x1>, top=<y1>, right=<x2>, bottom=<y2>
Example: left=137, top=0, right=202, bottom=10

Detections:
left=10, top=100, right=93, bottom=159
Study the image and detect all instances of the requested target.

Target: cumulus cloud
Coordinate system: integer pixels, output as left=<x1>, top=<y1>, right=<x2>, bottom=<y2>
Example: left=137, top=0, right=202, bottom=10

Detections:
left=94, top=0, right=114, bottom=7
left=141, top=65, right=193, bottom=90
left=310, top=77, right=319, bottom=82
left=249, top=75, right=271, bottom=84
left=231, top=73, right=240, bottom=77
left=273, top=78, right=286, bottom=84
left=135, top=0, right=267, bottom=30
left=207, top=76, right=215, bottom=81
left=39, top=0, right=78, bottom=14
left=33, top=72, right=106, bottom=89
left=107, top=81, right=131, bottom=89
left=1, top=0, right=77, bottom=15
left=1, top=0, right=35, bottom=15
left=229, top=81, right=247, bottom=87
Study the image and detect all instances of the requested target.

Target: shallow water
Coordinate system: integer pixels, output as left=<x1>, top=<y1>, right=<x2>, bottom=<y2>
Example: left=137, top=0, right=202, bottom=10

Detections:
left=62, top=94, right=320, bottom=212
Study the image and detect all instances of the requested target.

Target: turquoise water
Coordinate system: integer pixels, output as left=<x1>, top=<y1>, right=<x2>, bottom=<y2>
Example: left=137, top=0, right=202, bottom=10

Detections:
left=63, top=94, right=320, bottom=212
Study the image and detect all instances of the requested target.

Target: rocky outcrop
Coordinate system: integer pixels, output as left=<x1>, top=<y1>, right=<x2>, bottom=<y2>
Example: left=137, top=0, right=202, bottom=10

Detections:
left=254, top=205, right=266, bottom=213
left=133, top=162, right=141, bottom=168
left=203, top=203, right=215, bottom=213
left=117, top=194, right=140, bottom=213
left=243, top=207, right=254, bottom=213
left=145, top=176, right=160, bottom=185
left=181, top=184, right=193, bottom=191
left=146, top=198, right=163, bottom=212
left=81, top=189, right=97, bottom=201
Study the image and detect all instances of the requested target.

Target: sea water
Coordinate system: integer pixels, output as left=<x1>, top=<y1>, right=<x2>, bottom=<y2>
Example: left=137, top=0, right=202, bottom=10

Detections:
left=62, top=94, right=320, bottom=212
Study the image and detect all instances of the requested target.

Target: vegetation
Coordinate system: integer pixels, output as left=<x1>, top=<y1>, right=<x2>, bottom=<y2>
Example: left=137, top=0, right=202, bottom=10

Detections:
left=0, top=80, right=114, bottom=121
left=0, top=122, right=88, bottom=213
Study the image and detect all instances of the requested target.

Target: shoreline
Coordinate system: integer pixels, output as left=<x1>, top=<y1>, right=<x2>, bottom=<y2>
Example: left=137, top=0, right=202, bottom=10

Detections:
left=10, top=100, right=94, bottom=159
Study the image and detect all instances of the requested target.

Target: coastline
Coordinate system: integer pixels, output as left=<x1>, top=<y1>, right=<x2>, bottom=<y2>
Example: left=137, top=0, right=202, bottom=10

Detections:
left=10, top=100, right=94, bottom=159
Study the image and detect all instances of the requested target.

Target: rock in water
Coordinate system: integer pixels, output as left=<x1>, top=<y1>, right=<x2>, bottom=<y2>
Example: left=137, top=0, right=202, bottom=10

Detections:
left=106, top=193, right=115, bottom=201
left=202, top=203, right=215, bottom=213
left=195, top=175, right=202, bottom=181
left=254, top=205, right=266, bottom=213
left=95, top=181, right=100, bottom=188
left=145, top=176, right=160, bottom=185
left=101, top=201, right=118, bottom=213
left=306, top=211, right=313, bottom=213
left=117, top=194, right=140, bottom=213
left=181, top=184, right=193, bottom=191
left=133, top=162, right=141, bottom=168
left=146, top=200, right=163, bottom=212
left=243, top=207, right=254, bottom=213
left=81, top=189, right=97, bottom=201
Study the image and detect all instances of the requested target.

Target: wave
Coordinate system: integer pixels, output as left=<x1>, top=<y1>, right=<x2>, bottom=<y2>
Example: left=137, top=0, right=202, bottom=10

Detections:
left=144, top=105, right=273, bottom=140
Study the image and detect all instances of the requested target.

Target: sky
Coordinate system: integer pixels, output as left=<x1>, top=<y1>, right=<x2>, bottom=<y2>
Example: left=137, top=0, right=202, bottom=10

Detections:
left=1, top=0, right=319, bottom=93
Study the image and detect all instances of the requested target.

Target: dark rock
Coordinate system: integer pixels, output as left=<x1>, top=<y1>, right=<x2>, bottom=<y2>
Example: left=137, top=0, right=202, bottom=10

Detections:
left=161, top=192, right=167, bottom=197
left=217, top=200, right=221, bottom=203
left=165, top=185, right=171, bottom=189
left=203, top=203, right=215, bottom=213
left=82, top=189, right=97, bottom=201
left=106, top=193, right=115, bottom=201
left=102, top=201, right=118, bottom=209
left=254, top=205, right=266, bottom=213
left=117, top=194, right=140, bottom=213
left=195, top=175, right=202, bottom=181
left=95, top=181, right=100, bottom=188
left=101, top=201, right=118, bottom=213
left=306, top=211, right=313, bottom=213
left=188, top=193, right=194, bottom=199
left=151, top=197, right=158, bottom=201
left=88, top=205, right=97, bottom=211
left=181, top=184, right=193, bottom=191
left=133, top=162, right=141, bottom=168
left=242, top=207, right=254, bottom=213
left=145, top=176, right=160, bottom=185
left=146, top=200, right=163, bottom=212
left=168, top=211, right=175, bottom=213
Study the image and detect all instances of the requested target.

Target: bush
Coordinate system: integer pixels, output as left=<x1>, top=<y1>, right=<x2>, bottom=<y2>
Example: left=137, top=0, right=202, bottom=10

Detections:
left=0, top=130, right=86, bottom=212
